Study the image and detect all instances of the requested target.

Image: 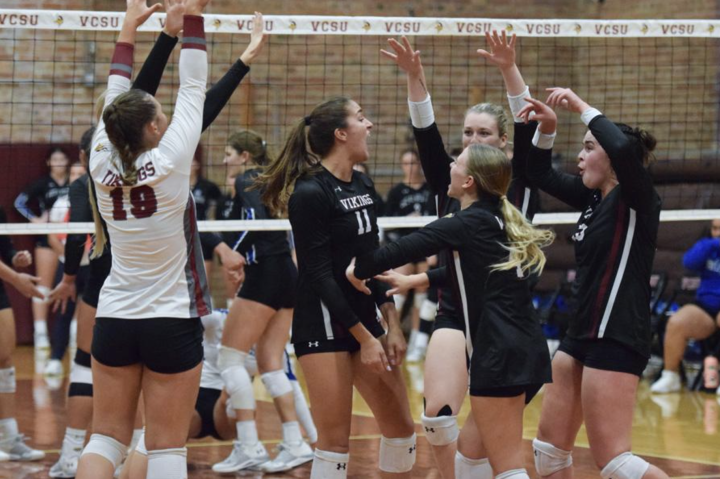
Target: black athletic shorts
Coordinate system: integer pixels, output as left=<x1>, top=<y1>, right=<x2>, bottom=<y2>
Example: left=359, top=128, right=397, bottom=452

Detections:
left=433, top=314, right=465, bottom=333
left=237, top=254, right=297, bottom=311
left=34, top=236, right=51, bottom=249
left=0, top=282, right=10, bottom=311
left=294, top=318, right=386, bottom=359
left=426, top=286, right=438, bottom=304
left=470, top=383, right=543, bottom=404
left=92, top=317, right=204, bottom=374
left=82, top=252, right=112, bottom=309
left=689, top=301, right=720, bottom=320
left=558, top=336, right=648, bottom=377
left=194, top=387, right=222, bottom=440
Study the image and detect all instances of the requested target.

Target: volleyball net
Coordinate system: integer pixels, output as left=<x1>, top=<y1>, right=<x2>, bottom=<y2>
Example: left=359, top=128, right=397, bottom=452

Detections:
left=1, top=11, right=720, bottom=236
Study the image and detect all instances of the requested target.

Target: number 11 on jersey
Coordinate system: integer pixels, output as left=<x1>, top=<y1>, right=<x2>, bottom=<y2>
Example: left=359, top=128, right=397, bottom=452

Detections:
left=355, top=208, right=372, bottom=235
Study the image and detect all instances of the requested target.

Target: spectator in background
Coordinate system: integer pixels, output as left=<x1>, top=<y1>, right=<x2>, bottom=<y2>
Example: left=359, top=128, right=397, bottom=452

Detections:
left=651, top=219, right=720, bottom=393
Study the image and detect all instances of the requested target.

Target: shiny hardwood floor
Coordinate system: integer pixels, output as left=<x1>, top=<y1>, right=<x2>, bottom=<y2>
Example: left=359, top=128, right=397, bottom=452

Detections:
left=2, top=347, right=720, bottom=478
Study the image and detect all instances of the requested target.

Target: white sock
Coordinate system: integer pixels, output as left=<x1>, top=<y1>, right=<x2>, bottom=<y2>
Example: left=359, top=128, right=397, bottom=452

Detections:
left=0, top=418, right=19, bottom=440
left=62, top=428, right=86, bottom=456
left=455, top=451, right=493, bottom=479
left=408, top=330, right=418, bottom=349
left=311, top=449, right=349, bottom=479
left=34, top=320, right=47, bottom=335
left=282, top=421, right=303, bottom=445
left=292, top=381, right=318, bottom=444
left=147, top=448, right=187, bottom=479
left=65, top=427, right=86, bottom=444
left=236, top=420, right=259, bottom=446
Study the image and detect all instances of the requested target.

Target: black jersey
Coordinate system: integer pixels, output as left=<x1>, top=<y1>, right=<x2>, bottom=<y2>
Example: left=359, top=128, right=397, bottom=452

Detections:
left=289, top=168, right=385, bottom=343
left=384, top=182, right=435, bottom=242
left=0, top=208, right=17, bottom=265
left=192, top=177, right=222, bottom=221
left=14, top=175, right=68, bottom=221
left=225, top=168, right=289, bottom=264
left=527, top=115, right=661, bottom=357
left=355, top=197, right=551, bottom=389
left=413, top=121, right=540, bottom=323
left=63, top=174, right=94, bottom=276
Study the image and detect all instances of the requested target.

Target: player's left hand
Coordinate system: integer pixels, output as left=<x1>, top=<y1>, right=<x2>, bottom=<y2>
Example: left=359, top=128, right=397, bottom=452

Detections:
left=11, top=251, right=32, bottom=268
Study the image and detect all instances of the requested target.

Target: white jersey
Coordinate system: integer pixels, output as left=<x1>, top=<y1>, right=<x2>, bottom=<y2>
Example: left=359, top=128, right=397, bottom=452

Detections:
left=89, top=39, right=210, bottom=319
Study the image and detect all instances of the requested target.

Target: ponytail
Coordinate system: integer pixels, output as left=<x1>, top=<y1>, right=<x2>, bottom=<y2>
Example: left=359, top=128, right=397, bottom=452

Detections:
left=88, top=181, right=107, bottom=259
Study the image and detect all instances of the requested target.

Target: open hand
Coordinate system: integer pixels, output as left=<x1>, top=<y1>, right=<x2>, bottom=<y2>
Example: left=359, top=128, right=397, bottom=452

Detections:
left=162, top=0, right=185, bottom=37
left=477, top=30, right=517, bottom=71
left=545, top=87, right=591, bottom=115
left=381, top=36, right=423, bottom=77
left=125, top=0, right=162, bottom=28
left=517, top=97, right=557, bottom=134
left=240, top=12, right=267, bottom=65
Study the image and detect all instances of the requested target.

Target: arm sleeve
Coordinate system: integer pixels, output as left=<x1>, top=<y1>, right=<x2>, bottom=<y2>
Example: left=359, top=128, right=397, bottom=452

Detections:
left=526, top=145, right=590, bottom=211
left=369, top=279, right=394, bottom=307
left=200, top=232, right=223, bottom=254
left=355, top=215, right=468, bottom=280
left=0, top=209, right=17, bottom=265
left=289, top=184, right=360, bottom=330
left=508, top=121, right=540, bottom=220
left=157, top=16, right=208, bottom=176
left=683, top=238, right=720, bottom=271
left=14, top=184, right=39, bottom=221
left=587, top=114, right=656, bottom=213
left=427, top=266, right=449, bottom=288
left=413, top=124, right=453, bottom=195
left=202, top=60, right=250, bottom=132
left=132, top=32, right=178, bottom=96
left=64, top=178, right=92, bottom=276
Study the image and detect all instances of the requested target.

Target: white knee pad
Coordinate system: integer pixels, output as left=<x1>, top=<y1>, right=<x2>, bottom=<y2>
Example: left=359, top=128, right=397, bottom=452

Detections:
left=419, top=299, right=437, bottom=321
left=32, top=286, right=50, bottom=304
left=218, top=347, right=255, bottom=410
left=420, top=413, right=458, bottom=446
left=261, top=370, right=293, bottom=398
left=496, top=468, right=530, bottom=479
left=0, top=367, right=16, bottom=394
left=379, top=434, right=416, bottom=473
left=311, top=449, right=349, bottom=479
left=600, top=452, right=650, bottom=479
left=81, top=434, right=127, bottom=470
left=413, top=292, right=427, bottom=309
left=147, top=447, right=188, bottom=479
left=69, top=363, right=92, bottom=385
left=533, top=438, right=573, bottom=476
left=135, top=431, right=147, bottom=456
left=455, top=452, right=493, bottom=479
left=393, top=294, right=406, bottom=312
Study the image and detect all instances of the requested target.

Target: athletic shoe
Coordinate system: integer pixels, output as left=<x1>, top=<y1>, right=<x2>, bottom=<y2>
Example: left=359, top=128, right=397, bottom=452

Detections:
left=260, top=441, right=314, bottom=473
left=212, top=441, right=269, bottom=473
left=44, top=359, right=64, bottom=378
left=0, top=435, right=45, bottom=461
left=49, top=453, right=80, bottom=478
left=650, top=370, right=682, bottom=393
left=0, top=449, right=8, bottom=462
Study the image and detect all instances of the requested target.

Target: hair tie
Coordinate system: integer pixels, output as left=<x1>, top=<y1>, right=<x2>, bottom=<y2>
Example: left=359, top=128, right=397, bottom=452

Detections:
left=304, top=116, right=312, bottom=126
left=500, top=195, right=507, bottom=201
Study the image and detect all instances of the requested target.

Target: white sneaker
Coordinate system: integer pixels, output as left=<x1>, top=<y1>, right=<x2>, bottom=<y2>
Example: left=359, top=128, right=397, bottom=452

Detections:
left=260, top=441, right=313, bottom=473
left=0, top=449, right=8, bottom=462
left=212, top=441, right=269, bottom=473
left=34, top=332, right=50, bottom=351
left=44, top=360, right=64, bottom=378
left=0, top=435, right=45, bottom=461
left=49, top=453, right=80, bottom=478
left=650, top=370, right=682, bottom=393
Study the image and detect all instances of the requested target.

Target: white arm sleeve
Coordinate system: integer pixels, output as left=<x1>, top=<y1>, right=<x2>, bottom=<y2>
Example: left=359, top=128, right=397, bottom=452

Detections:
left=408, top=94, right=435, bottom=129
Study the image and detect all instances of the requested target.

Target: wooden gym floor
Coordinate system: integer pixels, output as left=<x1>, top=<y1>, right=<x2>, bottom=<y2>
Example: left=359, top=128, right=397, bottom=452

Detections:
left=2, top=347, right=719, bottom=478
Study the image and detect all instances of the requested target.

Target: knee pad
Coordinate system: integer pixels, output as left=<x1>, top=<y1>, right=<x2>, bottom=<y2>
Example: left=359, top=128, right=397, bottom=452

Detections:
left=147, top=447, right=188, bottom=479
left=217, top=346, right=247, bottom=372
left=81, top=434, right=127, bottom=470
left=455, top=451, right=493, bottom=479
left=218, top=347, right=255, bottom=410
left=533, top=438, right=573, bottom=477
left=135, top=430, right=147, bottom=456
left=497, top=469, right=530, bottom=479
left=0, top=367, right=16, bottom=394
left=311, top=449, right=349, bottom=479
left=32, top=286, right=50, bottom=304
left=393, top=294, right=406, bottom=312
left=261, top=370, right=293, bottom=398
left=600, top=452, right=650, bottom=479
left=379, top=434, right=416, bottom=473
left=68, top=362, right=93, bottom=397
left=413, top=292, right=427, bottom=310
left=419, top=299, right=437, bottom=321
left=420, top=413, right=458, bottom=446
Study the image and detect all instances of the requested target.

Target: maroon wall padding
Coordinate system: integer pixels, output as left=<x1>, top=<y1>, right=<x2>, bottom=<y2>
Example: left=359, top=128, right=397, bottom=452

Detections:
left=1, top=144, right=79, bottom=344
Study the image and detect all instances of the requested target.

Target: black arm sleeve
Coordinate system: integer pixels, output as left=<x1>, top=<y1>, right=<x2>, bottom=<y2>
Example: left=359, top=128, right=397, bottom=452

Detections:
left=413, top=124, right=453, bottom=195
left=508, top=121, right=541, bottom=220
left=200, top=233, right=223, bottom=255
left=526, top=145, right=590, bottom=211
left=132, top=32, right=178, bottom=96
left=0, top=209, right=17, bottom=265
left=427, top=266, right=449, bottom=288
left=288, top=184, right=360, bottom=330
left=202, top=60, right=250, bottom=132
left=355, top=215, right=468, bottom=280
left=370, top=279, right=393, bottom=307
left=64, top=177, right=92, bottom=276
left=588, top=115, right=656, bottom=213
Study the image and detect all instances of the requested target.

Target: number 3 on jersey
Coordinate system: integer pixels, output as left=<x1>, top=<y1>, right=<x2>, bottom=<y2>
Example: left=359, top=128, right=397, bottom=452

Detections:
left=355, top=208, right=372, bottom=235
left=110, top=185, right=158, bottom=220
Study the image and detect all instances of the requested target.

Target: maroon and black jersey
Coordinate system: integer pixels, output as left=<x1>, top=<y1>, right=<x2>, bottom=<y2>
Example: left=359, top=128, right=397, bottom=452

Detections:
left=527, top=115, right=661, bottom=357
